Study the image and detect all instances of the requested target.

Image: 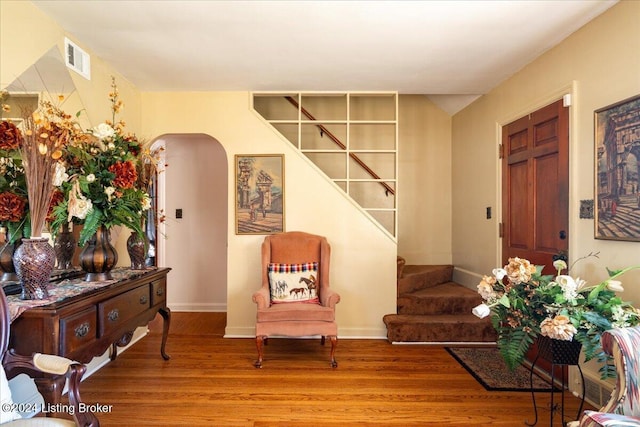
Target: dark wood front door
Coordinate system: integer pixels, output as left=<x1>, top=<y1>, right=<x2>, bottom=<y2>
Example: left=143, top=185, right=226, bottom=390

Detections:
left=502, top=99, right=569, bottom=273
left=502, top=99, right=570, bottom=375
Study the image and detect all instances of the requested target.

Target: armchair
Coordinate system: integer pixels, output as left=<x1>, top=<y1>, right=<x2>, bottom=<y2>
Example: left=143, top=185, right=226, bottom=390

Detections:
left=252, top=231, right=340, bottom=368
left=0, top=289, right=99, bottom=426
left=571, top=326, right=640, bottom=427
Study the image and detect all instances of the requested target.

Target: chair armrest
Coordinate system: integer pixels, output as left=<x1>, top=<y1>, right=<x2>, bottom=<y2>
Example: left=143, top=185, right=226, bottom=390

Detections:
left=579, top=411, right=640, bottom=426
left=321, top=288, right=340, bottom=308
left=253, top=288, right=271, bottom=309
left=4, top=350, right=100, bottom=427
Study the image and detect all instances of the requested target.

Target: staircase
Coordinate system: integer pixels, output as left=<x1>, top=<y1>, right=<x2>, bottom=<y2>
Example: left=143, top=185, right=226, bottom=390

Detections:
left=383, top=259, right=497, bottom=343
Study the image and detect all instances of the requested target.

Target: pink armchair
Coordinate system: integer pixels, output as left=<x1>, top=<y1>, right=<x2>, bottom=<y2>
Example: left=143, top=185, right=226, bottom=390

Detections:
left=252, top=231, right=340, bottom=368
left=572, top=326, right=640, bottom=427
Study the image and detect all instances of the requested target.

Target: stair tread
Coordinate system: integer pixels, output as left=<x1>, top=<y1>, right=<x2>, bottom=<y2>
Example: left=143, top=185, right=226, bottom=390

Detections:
left=401, top=282, right=479, bottom=298
left=384, top=313, right=489, bottom=323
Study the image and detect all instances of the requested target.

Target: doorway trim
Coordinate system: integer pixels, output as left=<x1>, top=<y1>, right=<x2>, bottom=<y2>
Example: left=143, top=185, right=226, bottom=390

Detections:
left=494, top=81, right=577, bottom=267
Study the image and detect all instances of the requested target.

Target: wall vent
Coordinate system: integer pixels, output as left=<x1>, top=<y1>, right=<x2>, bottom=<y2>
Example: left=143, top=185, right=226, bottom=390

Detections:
left=64, top=37, right=91, bottom=80
left=583, top=376, right=612, bottom=408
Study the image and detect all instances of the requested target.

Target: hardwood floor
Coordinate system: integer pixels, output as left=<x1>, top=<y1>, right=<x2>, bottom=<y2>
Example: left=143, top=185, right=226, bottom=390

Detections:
left=78, top=312, right=593, bottom=426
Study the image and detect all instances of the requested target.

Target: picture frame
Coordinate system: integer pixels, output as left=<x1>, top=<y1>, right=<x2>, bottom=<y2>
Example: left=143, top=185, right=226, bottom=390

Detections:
left=594, top=94, right=640, bottom=241
left=235, top=154, right=285, bottom=235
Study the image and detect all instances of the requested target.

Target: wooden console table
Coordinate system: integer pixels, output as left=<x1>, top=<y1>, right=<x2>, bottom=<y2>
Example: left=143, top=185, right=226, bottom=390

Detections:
left=9, top=267, right=171, bottom=362
left=7, top=267, right=171, bottom=403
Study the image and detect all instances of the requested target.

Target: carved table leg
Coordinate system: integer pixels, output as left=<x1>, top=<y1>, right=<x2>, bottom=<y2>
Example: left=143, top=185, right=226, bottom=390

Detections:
left=34, top=375, right=66, bottom=416
left=159, top=306, right=171, bottom=360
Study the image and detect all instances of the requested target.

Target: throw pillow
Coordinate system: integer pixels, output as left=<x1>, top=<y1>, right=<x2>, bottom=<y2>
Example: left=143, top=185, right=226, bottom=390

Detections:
left=268, top=262, right=319, bottom=304
left=0, top=367, right=22, bottom=424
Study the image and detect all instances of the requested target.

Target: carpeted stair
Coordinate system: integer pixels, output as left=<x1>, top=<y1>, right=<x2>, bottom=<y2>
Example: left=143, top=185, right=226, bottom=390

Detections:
left=383, top=260, right=497, bottom=343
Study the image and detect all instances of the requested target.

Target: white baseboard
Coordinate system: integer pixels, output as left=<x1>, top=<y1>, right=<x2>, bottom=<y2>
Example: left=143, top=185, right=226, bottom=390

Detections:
left=168, top=302, right=227, bottom=312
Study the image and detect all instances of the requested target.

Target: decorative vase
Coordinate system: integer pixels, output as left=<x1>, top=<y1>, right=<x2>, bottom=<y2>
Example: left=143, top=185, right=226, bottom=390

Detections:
left=126, top=230, right=148, bottom=270
left=0, top=229, right=22, bottom=282
left=79, top=225, right=118, bottom=282
left=12, top=237, right=55, bottom=300
left=537, top=335, right=582, bottom=365
left=53, top=223, right=76, bottom=270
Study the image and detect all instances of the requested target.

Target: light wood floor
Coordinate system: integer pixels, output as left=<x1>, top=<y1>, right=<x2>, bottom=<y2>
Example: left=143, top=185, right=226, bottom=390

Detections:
left=79, top=312, right=593, bottom=426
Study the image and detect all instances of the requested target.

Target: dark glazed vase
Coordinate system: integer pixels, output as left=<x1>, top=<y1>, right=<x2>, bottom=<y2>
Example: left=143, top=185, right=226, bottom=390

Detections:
left=0, top=230, right=22, bottom=282
left=79, top=225, right=118, bottom=281
left=13, top=237, right=56, bottom=300
left=126, top=230, right=148, bottom=270
left=54, top=223, right=76, bottom=270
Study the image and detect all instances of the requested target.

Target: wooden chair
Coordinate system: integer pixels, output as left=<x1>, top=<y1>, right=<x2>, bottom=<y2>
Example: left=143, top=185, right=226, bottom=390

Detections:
left=252, top=231, right=340, bottom=368
left=0, top=288, right=99, bottom=426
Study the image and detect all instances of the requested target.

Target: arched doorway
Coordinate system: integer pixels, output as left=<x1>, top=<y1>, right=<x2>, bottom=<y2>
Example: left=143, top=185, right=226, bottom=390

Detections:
left=155, top=134, right=228, bottom=312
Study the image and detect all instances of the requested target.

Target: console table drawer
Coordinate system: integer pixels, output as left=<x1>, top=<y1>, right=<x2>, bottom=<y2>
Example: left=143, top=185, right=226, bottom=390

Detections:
left=151, top=278, right=167, bottom=306
left=98, top=285, right=151, bottom=336
left=60, top=306, right=97, bottom=356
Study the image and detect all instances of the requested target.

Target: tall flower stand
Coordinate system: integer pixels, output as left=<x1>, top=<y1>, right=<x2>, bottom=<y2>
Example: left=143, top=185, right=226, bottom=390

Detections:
left=525, top=336, right=585, bottom=427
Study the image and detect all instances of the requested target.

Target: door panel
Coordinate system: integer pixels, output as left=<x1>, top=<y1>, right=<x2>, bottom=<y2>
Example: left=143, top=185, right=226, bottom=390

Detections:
left=502, top=99, right=569, bottom=273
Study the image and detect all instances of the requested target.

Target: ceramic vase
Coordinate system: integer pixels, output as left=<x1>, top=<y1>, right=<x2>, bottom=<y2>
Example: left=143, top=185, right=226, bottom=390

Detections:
left=13, top=237, right=55, bottom=300
left=79, top=225, right=118, bottom=281
left=126, top=230, right=148, bottom=270
left=0, top=229, right=22, bottom=282
left=54, top=223, right=76, bottom=270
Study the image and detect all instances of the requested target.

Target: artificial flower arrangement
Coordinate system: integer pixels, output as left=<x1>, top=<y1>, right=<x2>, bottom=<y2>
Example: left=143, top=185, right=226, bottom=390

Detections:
left=472, top=255, right=640, bottom=378
left=0, top=119, right=29, bottom=242
left=49, top=77, right=151, bottom=246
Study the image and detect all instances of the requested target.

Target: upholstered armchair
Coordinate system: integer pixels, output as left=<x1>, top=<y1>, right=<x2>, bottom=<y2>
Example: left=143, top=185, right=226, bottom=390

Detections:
left=252, top=231, right=340, bottom=368
left=569, top=326, right=640, bottom=427
left=0, top=289, right=99, bottom=426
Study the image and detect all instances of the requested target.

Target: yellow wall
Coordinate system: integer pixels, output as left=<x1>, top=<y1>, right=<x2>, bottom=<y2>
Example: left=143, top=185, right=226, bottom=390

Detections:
left=451, top=0, right=640, bottom=387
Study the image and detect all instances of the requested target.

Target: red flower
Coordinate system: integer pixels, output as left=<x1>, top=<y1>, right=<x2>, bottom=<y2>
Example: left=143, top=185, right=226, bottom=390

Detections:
left=0, top=120, right=23, bottom=150
left=108, top=160, right=138, bottom=189
left=0, top=191, right=27, bottom=222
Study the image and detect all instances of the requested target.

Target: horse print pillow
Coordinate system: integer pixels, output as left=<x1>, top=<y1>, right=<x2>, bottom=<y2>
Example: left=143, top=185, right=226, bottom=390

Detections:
left=268, top=262, right=319, bottom=304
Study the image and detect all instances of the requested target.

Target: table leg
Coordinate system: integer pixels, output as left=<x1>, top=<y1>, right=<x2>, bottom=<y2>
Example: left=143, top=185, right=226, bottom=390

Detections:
left=159, top=306, right=171, bottom=360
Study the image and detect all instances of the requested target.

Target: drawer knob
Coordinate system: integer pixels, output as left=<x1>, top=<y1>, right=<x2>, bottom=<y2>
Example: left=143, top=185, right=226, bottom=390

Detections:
left=75, top=322, right=90, bottom=338
left=108, top=309, right=119, bottom=322
left=140, top=295, right=148, bottom=305
left=156, top=287, right=164, bottom=296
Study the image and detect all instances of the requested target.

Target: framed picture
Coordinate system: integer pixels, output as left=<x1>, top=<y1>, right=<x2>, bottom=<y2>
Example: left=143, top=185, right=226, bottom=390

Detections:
left=235, top=154, right=285, bottom=235
left=594, top=94, right=640, bottom=241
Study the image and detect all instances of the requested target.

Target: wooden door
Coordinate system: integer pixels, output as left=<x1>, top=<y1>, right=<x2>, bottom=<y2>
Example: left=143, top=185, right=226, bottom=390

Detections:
left=502, top=99, right=569, bottom=273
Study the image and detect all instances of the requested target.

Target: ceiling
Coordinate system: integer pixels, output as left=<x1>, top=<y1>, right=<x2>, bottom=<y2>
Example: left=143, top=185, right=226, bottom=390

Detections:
left=31, top=0, right=617, bottom=114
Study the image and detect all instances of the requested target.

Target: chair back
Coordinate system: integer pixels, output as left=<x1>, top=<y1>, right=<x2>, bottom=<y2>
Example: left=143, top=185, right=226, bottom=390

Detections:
left=261, top=231, right=331, bottom=297
left=600, top=326, right=640, bottom=416
left=0, top=289, right=9, bottom=362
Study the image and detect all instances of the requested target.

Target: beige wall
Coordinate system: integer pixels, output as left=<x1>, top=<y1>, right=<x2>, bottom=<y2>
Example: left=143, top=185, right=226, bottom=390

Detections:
left=451, top=0, right=640, bottom=386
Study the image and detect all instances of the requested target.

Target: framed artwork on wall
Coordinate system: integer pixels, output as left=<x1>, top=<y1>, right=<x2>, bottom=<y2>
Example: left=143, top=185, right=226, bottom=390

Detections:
left=594, top=94, right=640, bottom=241
left=235, top=154, right=285, bottom=235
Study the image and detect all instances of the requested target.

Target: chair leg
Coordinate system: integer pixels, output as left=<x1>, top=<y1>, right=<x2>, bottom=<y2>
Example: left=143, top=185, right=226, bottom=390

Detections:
left=321, top=336, right=326, bottom=345
left=255, top=335, right=265, bottom=368
left=329, top=336, right=338, bottom=368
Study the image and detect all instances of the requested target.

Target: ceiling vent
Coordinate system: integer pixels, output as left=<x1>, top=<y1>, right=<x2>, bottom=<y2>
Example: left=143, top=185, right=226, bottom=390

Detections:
left=64, top=37, right=91, bottom=80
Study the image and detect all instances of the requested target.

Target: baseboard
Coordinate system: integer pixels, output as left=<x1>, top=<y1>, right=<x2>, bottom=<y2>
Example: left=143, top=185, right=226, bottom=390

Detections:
left=452, top=267, right=482, bottom=289
left=392, top=341, right=497, bottom=346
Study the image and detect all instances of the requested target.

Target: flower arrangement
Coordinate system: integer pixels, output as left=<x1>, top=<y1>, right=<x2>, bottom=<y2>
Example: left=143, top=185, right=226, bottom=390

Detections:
left=472, top=255, right=640, bottom=378
left=0, top=119, right=29, bottom=242
left=49, top=77, right=150, bottom=246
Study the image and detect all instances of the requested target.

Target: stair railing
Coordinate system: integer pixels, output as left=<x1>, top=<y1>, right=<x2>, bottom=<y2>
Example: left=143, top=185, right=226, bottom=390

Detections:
left=284, top=96, right=395, bottom=196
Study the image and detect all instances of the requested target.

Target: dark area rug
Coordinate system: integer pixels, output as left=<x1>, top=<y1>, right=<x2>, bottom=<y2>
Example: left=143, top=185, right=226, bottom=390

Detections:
left=446, top=347, right=555, bottom=392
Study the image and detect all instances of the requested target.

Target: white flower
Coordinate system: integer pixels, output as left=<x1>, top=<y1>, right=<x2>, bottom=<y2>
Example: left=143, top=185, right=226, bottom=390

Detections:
left=52, top=163, right=69, bottom=187
left=606, top=280, right=624, bottom=293
left=540, top=315, right=577, bottom=341
left=86, top=173, right=96, bottom=183
left=107, top=142, right=116, bottom=150
left=105, top=186, right=116, bottom=201
left=553, top=259, right=567, bottom=272
left=70, top=197, right=93, bottom=220
left=556, top=275, right=579, bottom=300
left=92, top=123, right=116, bottom=141
left=141, top=193, right=151, bottom=210
left=492, top=268, right=507, bottom=281
left=472, top=303, right=491, bottom=319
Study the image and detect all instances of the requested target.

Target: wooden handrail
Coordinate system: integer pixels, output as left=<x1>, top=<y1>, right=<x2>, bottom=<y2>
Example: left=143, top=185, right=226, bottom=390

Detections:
left=284, top=96, right=395, bottom=196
